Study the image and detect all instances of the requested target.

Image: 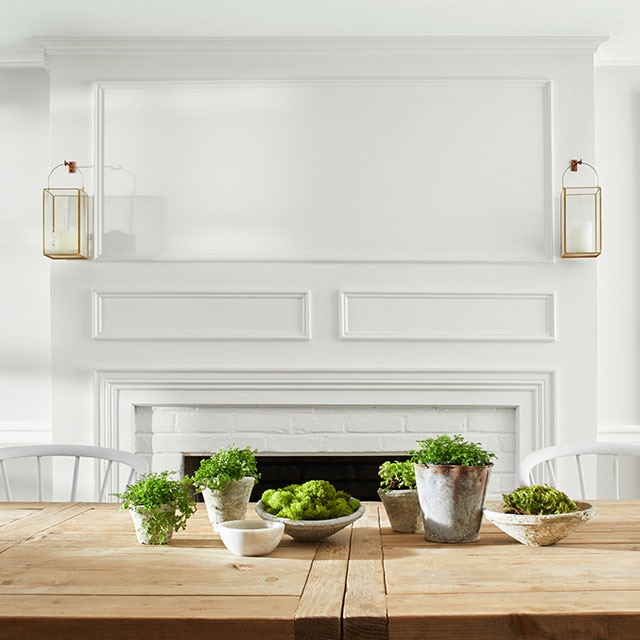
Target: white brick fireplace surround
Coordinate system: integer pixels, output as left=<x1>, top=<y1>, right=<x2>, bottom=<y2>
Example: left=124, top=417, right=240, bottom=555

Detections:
left=96, top=369, right=555, bottom=500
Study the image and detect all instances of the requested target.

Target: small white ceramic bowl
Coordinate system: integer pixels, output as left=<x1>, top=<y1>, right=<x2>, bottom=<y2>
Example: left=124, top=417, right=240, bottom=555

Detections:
left=483, top=501, right=595, bottom=546
left=217, top=519, right=285, bottom=556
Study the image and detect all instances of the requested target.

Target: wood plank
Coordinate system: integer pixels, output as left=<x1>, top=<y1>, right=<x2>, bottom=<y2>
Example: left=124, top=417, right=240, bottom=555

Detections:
left=343, top=505, right=387, bottom=640
left=0, top=595, right=298, bottom=640
left=294, top=525, right=351, bottom=640
left=383, top=545, right=640, bottom=594
left=387, top=591, right=640, bottom=640
left=0, top=503, right=93, bottom=544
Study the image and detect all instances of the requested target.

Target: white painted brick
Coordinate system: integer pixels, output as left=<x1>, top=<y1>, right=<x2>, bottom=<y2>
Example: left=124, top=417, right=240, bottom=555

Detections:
left=151, top=409, right=176, bottom=433
left=467, top=408, right=516, bottom=432
left=134, top=406, right=153, bottom=433
left=405, top=408, right=467, bottom=433
left=345, top=409, right=405, bottom=433
left=293, top=410, right=345, bottom=434
left=320, top=434, right=385, bottom=453
left=264, top=434, right=324, bottom=452
left=232, top=411, right=293, bottom=433
left=381, top=434, right=422, bottom=454
left=175, top=409, right=234, bottom=433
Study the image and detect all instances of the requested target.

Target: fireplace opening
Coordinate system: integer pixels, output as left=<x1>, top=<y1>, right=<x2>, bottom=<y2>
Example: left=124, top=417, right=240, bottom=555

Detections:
left=183, top=454, right=411, bottom=502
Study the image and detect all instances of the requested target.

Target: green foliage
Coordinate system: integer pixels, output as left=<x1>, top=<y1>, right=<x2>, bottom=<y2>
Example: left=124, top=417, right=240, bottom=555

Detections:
left=378, top=460, right=416, bottom=490
left=502, top=484, right=578, bottom=515
left=190, top=445, right=261, bottom=492
left=113, top=471, right=196, bottom=544
left=411, top=434, right=496, bottom=467
left=261, top=480, right=361, bottom=520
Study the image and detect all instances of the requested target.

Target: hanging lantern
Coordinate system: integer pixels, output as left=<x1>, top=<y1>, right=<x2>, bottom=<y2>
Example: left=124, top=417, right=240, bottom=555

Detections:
left=561, top=159, right=602, bottom=258
left=43, top=161, right=89, bottom=259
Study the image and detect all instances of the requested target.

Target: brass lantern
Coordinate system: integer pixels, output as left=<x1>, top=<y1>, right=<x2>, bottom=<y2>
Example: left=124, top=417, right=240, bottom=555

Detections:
left=43, top=161, right=89, bottom=259
left=561, top=159, right=602, bottom=258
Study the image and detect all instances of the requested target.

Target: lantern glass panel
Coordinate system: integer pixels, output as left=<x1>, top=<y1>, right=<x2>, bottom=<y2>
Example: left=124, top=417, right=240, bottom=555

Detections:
left=43, top=188, right=89, bottom=259
left=562, top=185, right=601, bottom=257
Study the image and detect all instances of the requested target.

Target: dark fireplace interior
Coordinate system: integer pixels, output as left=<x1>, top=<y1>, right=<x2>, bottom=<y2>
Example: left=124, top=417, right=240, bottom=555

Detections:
left=183, top=454, right=411, bottom=502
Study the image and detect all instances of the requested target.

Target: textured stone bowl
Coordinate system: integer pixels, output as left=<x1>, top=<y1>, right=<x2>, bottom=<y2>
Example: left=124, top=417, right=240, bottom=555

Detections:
left=255, top=502, right=365, bottom=542
left=483, top=501, right=596, bottom=546
left=217, top=519, right=284, bottom=556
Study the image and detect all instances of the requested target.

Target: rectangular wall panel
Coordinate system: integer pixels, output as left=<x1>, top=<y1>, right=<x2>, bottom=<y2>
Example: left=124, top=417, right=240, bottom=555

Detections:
left=96, top=79, right=551, bottom=262
left=93, top=291, right=311, bottom=340
left=340, top=292, right=555, bottom=341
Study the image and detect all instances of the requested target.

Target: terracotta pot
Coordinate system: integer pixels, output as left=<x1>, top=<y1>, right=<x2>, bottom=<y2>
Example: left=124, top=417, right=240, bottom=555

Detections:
left=378, top=488, right=423, bottom=533
left=414, top=463, right=492, bottom=543
left=201, top=476, right=255, bottom=527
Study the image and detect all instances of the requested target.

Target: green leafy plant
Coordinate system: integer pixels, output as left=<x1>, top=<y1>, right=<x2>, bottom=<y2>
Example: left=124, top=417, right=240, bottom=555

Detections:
left=502, top=484, right=577, bottom=515
left=113, top=471, right=196, bottom=544
left=260, top=480, right=361, bottom=520
left=190, top=444, right=261, bottom=492
left=378, top=460, right=416, bottom=491
left=411, top=434, right=496, bottom=467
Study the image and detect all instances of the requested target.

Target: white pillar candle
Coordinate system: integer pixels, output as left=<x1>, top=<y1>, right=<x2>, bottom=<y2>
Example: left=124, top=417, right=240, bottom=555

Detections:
left=568, top=221, right=594, bottom=253
left=51, top=229, right=78, bottom=254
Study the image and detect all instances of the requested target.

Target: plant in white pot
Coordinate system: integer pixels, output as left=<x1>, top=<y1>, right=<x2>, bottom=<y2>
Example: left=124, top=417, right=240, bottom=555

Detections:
left=113, top=470, right=196, bottom=545
left=190, top=445, right=261, bottom=527
left=411, top=434, right=496, bottom=543
left=377, top=460, right=422, bottom=533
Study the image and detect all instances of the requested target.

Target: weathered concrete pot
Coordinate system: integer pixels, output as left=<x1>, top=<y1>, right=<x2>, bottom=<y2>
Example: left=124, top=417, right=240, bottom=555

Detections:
left=201, top=476, right=255, bottom=527
left=414, top=463, right=493, bottom=543
left=378, top=488, right=423, bottom=533
left=129, top=506, right=174, bottom=545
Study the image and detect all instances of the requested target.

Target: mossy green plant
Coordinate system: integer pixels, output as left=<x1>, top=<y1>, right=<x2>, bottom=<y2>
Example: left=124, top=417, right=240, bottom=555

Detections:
left=411, top=434, right=496, bottom=467
left=113, top=470, right=196, bottom=544
left=378, top=460, right=416, bottom=491
left=190, top=444, right=261, bottom=493
left=261, top=480, right=361, bottom=520
left=502, top=484, right=577, bottom=515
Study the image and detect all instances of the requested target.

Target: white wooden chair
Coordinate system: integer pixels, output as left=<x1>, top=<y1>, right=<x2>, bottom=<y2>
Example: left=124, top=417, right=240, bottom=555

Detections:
left=518, top=442, right=640, bottom=500
left=0, top=444, right=148, bottom=502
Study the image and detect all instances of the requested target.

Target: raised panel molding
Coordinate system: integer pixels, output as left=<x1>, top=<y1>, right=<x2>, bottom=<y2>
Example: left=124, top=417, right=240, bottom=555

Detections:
left=92, top=291, right=311, bottom=341
left=339, top=291, right=556, bottom=342
left=94, top=77, right=552, bottom=263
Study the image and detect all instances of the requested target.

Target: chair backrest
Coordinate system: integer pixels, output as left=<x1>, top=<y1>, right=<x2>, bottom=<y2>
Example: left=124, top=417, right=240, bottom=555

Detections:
left=518, top=442, right=640, bottom=500
left=0, top=444, right=149, bottom=502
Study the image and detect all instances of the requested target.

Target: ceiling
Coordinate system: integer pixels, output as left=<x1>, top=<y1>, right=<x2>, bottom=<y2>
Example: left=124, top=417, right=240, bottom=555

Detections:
left=2, top=0, right=640, bottom=64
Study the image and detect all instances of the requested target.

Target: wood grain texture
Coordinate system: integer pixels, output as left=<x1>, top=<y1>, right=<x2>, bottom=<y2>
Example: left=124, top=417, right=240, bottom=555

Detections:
left=294, top=526, right=351, bottom=640
left=342, top=505, right=388, bottom=640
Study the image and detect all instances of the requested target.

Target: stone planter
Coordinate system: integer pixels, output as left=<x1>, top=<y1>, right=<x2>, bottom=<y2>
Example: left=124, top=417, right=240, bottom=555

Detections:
left=414, top=463, right=492, bottom=543
left=129, top=505, right=174, bottom=545
left=378, top=488, right=422, bottom=533
left=201, top=476, right=255, bottom=527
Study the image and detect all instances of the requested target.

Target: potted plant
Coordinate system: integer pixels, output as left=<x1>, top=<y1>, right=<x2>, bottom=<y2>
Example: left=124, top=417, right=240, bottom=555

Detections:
left=189, top=444, right=261, bottom=527
left=113, top=470, right=196, bottom=545
left=411, top=434, right=496, bottom=543
left=377, top=460, right=422, bottom=533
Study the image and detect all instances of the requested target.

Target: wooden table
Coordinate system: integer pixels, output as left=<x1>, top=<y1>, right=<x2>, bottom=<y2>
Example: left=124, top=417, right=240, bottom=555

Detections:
left=0, top=502, right=349, bottom=640
left=345, top=500, right=640, bottom=640
left=0, top=501, right=638, bottom=640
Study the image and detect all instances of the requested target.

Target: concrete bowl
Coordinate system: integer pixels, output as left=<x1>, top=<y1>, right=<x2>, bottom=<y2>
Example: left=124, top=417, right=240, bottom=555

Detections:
left=255, top=502, right=365, bottom=542
left=483, top=501, right=595, bottom=546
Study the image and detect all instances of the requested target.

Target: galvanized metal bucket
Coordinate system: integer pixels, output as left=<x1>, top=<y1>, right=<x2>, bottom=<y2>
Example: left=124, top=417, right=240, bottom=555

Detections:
left=414, top=463, right=493, bottom=543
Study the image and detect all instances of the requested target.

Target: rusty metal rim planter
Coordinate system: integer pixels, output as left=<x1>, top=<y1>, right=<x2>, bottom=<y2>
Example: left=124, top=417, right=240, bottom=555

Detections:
left=414, top=462, right=493, bottom=543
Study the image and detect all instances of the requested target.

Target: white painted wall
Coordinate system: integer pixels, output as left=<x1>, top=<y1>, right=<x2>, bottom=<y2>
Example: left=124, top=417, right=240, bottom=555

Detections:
left=0, top=40, right=621, bottom=502
left=0, top=67, right=52, bottom=445
left=595, top=65, right=640, bottom=427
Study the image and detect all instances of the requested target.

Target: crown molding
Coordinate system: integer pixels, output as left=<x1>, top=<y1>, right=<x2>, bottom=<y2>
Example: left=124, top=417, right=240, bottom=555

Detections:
left=0, top=48, right=45, bottom=67
left=33, top=35, right=609, bottom=57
